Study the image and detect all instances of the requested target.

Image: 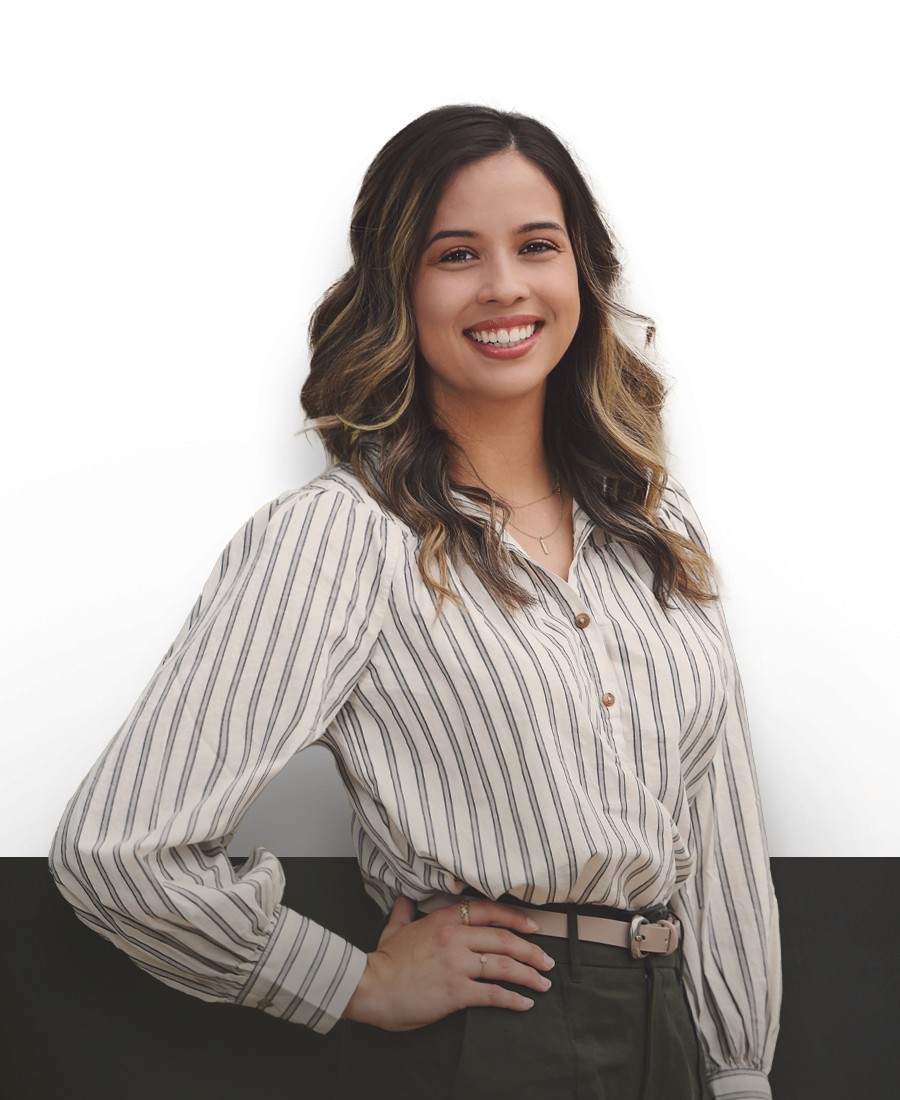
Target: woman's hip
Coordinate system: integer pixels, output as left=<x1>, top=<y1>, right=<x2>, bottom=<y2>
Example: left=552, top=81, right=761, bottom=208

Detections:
left=334, top=911, right=709, bottom=1100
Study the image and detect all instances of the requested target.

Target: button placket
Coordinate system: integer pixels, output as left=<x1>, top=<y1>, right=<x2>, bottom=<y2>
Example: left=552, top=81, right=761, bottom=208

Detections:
left=568, top=603, right=622, bottom=724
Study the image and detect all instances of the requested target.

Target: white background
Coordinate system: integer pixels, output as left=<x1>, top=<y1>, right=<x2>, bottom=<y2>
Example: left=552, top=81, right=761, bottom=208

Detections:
left=2, top=1, right=897, bottom=857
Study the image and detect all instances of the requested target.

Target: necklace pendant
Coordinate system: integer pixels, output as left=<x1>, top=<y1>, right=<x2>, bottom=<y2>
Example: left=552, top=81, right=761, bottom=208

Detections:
left=539, top=537, right=549, bottom=555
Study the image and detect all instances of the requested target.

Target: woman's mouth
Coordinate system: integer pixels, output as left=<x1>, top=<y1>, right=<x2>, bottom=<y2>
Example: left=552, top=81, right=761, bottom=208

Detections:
left=463, top=321, right=544, bottom=358
left=465, top=322, right=539, bottom=346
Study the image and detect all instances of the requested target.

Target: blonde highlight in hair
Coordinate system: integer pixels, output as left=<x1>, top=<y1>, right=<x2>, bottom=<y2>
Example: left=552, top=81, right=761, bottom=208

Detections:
left=302, top=105, right=716, bottom=616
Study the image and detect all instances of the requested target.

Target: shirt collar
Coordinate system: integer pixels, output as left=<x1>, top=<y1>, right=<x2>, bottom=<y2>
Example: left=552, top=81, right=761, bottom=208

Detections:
left=450, top=488, right=600, bottom=562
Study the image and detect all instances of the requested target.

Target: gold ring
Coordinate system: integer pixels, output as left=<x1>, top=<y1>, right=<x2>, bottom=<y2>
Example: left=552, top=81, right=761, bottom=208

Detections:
left=459, top=900, right=470, bottom=926
left=479, top=953, right=488, bottom=978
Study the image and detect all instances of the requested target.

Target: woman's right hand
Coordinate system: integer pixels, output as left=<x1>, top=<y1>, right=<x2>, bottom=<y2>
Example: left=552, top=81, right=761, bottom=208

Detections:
left=342, top=894, right=556, bottom=1032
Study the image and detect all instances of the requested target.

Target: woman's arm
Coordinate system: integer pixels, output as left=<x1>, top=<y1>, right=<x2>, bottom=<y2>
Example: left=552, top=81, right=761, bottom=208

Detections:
left=49, top=486, right=403, bottom=1033
left=663, top=480, right=782, bottom=1100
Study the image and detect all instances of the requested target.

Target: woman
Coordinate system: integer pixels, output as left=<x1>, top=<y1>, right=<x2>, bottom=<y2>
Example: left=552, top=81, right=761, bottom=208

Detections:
left=49, top=106, right=781, bottom=1099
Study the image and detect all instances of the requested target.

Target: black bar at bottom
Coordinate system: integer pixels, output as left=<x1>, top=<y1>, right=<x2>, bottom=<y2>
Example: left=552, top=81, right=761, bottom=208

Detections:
left=2, top=857, right=896, bottom=1099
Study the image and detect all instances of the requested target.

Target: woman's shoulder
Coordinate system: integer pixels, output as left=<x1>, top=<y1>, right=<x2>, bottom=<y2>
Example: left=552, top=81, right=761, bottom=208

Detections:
left=305, top=460, right=389, bottom=512
left=238, top=464, right=407, bottom=563
left=253, top=458, right=394, bottom=526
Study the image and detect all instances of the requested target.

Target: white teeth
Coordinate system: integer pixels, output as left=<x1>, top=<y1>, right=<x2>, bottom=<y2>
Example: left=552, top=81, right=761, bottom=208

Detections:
left=467, top=323, right=537, bottom=346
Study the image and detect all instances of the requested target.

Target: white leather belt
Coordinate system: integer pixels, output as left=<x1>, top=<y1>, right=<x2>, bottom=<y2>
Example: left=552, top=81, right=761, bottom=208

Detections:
left=417, top=893, right=681, bottom=959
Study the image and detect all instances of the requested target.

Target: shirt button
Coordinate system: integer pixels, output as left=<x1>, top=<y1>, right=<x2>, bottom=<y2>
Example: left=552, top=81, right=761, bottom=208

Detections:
left=574, top=612, right=591, bottom=629
left=256, top=998, right=274, bottom=1009
left=601, top=692, right=615, bottom=707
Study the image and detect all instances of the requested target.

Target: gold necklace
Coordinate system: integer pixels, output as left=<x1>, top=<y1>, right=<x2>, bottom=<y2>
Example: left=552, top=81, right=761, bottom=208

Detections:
left=462, top=456, right=564, bottom=555
left=506, top=489, right=565, bottom=555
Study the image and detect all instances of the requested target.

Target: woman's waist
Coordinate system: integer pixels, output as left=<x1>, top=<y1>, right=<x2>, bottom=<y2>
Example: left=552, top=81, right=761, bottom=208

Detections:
left=416, top=888, right=682, bottom=965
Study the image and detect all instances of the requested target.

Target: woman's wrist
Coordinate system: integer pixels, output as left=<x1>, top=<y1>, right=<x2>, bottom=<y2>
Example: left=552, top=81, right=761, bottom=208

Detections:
left=342, top=952, right=384, bottom=1026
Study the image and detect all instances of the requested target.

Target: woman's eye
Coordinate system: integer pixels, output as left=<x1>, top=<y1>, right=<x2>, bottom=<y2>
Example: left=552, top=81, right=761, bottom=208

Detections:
left=438, top=247, right=477, bottom=264
left=521, top=240, right=559, bottom=255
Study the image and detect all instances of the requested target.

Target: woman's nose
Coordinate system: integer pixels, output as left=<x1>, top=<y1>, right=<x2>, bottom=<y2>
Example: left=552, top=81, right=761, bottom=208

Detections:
left=476, top=256, right=528, bottom=305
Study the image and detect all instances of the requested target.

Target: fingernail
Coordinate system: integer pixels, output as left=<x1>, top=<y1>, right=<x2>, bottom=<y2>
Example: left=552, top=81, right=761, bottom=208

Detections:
left=540, top=976, right=552, bottom=989
left=522, top=997, right=535, bottom=1008
left=542, top=953, right=555, bottom=968
left=526, top=918, right=540, bottom=931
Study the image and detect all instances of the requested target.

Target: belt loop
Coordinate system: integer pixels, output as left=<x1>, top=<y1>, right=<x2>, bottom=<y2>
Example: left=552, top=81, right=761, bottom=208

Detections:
left=567, top=911, right=582, bottom=982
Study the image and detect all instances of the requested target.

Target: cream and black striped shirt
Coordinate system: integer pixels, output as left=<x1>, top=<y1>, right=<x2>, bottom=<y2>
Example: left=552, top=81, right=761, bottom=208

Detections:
left=50, top=453, right=781, bottom=1100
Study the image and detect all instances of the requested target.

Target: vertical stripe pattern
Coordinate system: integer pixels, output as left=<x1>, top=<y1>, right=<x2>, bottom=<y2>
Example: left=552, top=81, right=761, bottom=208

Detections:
left=49, top=464, right=780, bottom=1098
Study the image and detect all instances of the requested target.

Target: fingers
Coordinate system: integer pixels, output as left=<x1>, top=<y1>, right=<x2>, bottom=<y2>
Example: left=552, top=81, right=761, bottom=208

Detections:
left=435, top=897, right=543, bottom=937
left=463, top=925, right=555, bottom=972
left=472, top=950, right=554, bottom=996
left=467, top=981, right=537, bottom=1012
left=426, top=900, right=555, bottom=977
left=379, top=894, right=416, bottom=945
left=389, top=894, right=416, bottom=921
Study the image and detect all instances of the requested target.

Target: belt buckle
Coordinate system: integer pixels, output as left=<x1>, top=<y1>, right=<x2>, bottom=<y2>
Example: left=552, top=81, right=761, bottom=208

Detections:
left=629, top=914, right=650, bottom=959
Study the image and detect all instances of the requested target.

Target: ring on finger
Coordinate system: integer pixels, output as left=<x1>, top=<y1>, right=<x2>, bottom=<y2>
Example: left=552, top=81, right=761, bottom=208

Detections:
left=459, top=900, right=470, bottom=926
left=479, top=953, right=488, bottom=979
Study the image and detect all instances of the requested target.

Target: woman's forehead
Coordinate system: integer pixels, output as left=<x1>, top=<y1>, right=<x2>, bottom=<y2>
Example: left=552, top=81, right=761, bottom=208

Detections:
left=427, top=151, right=566, bottom=234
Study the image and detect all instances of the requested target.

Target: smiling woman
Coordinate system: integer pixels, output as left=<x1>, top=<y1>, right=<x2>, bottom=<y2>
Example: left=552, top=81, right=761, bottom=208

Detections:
left=50, top=105, right=780, bottom=1100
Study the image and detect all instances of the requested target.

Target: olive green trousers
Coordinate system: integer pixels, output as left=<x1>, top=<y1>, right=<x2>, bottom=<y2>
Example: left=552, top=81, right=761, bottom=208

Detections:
left=335, top=903, right=710, bottom=1100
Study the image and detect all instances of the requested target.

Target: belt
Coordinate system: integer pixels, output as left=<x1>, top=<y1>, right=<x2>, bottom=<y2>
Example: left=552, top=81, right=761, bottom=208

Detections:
left=417, top=892, right=681, bottom=959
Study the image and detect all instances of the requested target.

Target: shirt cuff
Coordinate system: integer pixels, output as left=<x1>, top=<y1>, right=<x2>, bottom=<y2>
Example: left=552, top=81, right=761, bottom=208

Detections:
left=707, top=1068, right=772, bottom=1099
left=234, top=904, right=369, bottom=1034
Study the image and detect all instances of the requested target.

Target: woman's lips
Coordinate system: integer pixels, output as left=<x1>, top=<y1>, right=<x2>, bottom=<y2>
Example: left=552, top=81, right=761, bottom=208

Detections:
left=463, top=320, right=544, bottom=359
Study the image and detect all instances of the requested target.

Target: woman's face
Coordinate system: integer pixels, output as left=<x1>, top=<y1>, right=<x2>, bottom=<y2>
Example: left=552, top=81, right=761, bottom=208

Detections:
left=411, top=151, right=581, bottom=417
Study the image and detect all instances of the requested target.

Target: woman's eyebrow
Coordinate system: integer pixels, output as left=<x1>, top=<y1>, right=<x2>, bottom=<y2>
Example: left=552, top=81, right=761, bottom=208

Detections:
left=517, top=220, right=566, bottom=235
left=424, top=221, right=567, bottom=250
left=424, top=228, right=477, bottom=249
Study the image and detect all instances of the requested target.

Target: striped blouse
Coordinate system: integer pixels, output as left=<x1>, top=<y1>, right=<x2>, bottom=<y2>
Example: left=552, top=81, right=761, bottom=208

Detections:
left=49, top=450, right=781, bottom=1100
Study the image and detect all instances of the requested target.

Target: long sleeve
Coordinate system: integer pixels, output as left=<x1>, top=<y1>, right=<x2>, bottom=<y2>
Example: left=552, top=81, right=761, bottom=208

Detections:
left=663, top=480, right=782, bottom=1100
left=48, top=486, right=402, bottom=1033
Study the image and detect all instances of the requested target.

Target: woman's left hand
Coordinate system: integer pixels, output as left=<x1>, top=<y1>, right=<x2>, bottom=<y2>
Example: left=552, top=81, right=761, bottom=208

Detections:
left=342, top=894, right=555, bottom=1031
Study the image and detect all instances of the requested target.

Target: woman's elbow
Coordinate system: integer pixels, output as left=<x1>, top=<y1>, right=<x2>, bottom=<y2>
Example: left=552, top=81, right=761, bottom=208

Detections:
left=48, top=816, right=140, bottom=939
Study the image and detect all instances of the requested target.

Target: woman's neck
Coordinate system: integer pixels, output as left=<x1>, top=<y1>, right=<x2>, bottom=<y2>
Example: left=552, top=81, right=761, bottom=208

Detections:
left=437, top=392, right=556, bottom=503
